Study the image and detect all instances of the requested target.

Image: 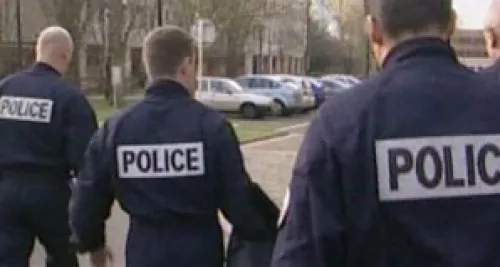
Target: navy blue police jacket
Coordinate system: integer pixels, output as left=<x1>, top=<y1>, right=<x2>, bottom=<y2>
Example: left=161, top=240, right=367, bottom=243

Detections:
left=271, top=38, right=500, bottom=267
left=480, top=59, right=500, bottom=86
left=70, top=80, right=272, bottom=265
left=227, top=182, right=279, bottom=267
left=0, top=63, right=97, bottom=175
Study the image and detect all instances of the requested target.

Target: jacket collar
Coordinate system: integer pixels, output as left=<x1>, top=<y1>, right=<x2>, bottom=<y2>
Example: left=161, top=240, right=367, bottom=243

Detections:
left=30, top=62, right=61, bottom=76
left=145, top=79, right=191, bottom=99
left=481, top=59, right=500, bottom=84
left=382, top=37, right=458, bottom=69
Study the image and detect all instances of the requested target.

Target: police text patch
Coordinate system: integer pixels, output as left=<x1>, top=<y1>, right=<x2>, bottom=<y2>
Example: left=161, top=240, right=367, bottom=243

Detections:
left=0, top=96, right=53, bottom=123
left=117, top=142, right=205, bottom=178
left=376, top=135, right=500, bottom=201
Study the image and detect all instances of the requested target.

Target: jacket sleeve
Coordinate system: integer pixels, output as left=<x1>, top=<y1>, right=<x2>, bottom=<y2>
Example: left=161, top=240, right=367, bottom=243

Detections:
left=63, top=93, right=98, bottom=173
left=271, top=113, right=346, bottom=267
left=69, top=122, right=115, bottom=252
left=214, top=120, right=275, bottom=241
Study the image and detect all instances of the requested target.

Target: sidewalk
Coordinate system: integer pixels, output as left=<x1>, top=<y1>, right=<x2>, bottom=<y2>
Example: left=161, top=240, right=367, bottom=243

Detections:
left=29, top=124, right=308, bottom=267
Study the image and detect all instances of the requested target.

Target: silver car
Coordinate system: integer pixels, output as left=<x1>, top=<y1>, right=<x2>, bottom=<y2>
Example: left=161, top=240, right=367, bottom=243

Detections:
left=273, top=75, right=316, bottom=112
left=235, top=75, right=302, bottom=116
left=196, top=77, right=274, bottom=119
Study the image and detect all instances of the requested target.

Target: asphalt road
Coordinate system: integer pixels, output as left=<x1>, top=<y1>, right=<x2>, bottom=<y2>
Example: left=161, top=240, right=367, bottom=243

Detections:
left=29, top=119, right=311, bottom=266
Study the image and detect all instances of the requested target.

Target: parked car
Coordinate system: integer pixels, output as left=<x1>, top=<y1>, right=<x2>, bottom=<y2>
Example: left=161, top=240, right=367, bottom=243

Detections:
left=235, top=75, right=302, bottom=116
left=320, top=78, right=351, bottom=99
left=322, top=74, right=361, bottom=87
left=196, top=77, right=274, bottom=119
left=303, top=76, right=326, bottom=107
left=274, top=75, right=316, bottom=112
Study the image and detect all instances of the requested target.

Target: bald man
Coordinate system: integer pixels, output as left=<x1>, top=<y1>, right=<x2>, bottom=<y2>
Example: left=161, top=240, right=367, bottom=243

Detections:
left=0, top=26, right=97, bottom=266
left=481, top=0, right=500, bottom=83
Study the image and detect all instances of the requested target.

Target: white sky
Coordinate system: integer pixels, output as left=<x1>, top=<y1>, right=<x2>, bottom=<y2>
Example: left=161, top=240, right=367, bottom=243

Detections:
left=453, top=0, right=491, bottom=29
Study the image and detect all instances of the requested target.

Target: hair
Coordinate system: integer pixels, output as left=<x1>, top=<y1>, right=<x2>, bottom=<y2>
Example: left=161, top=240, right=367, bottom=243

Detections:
left=367, top=0, right=453, bottom=40
left=142, top=25, right=196, bottom=81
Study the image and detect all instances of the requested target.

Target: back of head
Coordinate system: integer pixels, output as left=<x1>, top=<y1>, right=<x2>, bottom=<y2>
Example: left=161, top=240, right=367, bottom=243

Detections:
left=36, top=26, right=74, bottom=74
left=142, top=25, right=196, bottom=93
left=484, top=0, right=500, bottom=60
left=485, top=0, right=500, bottom=30
left=368, top=0, right=453, bottom=40
left=366, top=0, right=454, bottom=65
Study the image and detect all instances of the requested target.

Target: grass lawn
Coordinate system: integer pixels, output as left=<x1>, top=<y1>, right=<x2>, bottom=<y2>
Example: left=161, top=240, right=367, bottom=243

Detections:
left=89, top=98, right=281, bottom=143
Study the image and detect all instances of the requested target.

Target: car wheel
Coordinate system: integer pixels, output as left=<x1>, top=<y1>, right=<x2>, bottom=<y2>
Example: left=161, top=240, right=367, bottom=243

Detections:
left=240, top=103, right=259, bottom=119
left=273, top=100, right=289, bottom=117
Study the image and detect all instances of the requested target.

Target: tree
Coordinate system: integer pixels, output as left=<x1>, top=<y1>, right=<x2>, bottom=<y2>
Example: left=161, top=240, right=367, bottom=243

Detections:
left=169, top=0, right=268, bottom=77
left=308, top=20, right=346, bottom=75
left=207, top=0, right=268, bottom=76
left=0, top=0, right=21, bottom=76
left=95, top=0, right=143, bottom=105
left=326, top=0, right=371, bottom=75
left=273, top=1, right=308, bottom=73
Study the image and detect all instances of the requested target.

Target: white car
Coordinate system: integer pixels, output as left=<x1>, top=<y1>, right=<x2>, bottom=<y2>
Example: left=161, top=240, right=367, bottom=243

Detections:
left=196, top=77, right=274, bottom=119
left=274, top=75, right=316, bottom=112
left=322, top=74, right=361, bottom=87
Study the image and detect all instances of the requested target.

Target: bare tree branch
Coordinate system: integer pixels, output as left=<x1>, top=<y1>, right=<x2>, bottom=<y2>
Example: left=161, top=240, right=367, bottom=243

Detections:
left=121, top=3, right=140, bottom=44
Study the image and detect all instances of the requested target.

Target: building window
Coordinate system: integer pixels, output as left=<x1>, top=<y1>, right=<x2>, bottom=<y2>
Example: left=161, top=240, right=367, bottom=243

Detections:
left=252, top=55, right=258, bottom=74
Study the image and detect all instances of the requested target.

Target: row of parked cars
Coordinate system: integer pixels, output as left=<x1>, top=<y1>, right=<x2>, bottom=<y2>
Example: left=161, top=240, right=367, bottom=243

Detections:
left=196, top=74, right=362, bottom=119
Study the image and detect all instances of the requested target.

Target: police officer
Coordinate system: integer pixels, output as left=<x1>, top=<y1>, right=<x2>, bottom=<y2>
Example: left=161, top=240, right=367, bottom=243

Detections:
left=0, top=26, right=97, bottom=266
left=271, top=0, right=500, bottom=266
left=481, top=0, right=500, bottom=83
left=70, top=25, right=274, bottom=267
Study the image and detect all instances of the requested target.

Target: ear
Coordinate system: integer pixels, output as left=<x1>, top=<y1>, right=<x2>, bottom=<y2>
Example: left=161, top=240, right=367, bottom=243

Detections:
left=485, top=28, right=498, bottom=48
left=177, top=57, right=191, bottom=76
left=366, top=15, right=383, bottom=46
left=445, top=10, right=457, bottom=39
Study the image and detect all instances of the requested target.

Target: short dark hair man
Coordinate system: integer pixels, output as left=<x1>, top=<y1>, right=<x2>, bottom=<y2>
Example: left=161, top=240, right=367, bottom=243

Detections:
left=271, top=0, right=500, bottom=266
left=70, top=25, right=273, bottom=267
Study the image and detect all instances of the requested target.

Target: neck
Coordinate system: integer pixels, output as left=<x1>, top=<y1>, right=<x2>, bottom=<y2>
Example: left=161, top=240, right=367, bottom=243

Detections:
left=379, top=34, right=448, bottom=64
left=149, top=76, right=192, bottom=96
left=490, top=50, right=500, bottom=61
left=150, top=75, right=177, bottom=83
left=36, top=59, right=62, bottom=74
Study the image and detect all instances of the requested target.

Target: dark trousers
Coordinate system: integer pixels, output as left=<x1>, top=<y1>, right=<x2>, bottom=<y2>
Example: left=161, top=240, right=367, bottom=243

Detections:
left=0, top=171, right=78, bottom=267
left=125, top=218, right=224, bottom=267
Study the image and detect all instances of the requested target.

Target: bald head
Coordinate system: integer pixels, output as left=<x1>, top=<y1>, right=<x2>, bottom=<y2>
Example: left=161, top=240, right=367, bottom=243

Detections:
left=36, top=26, right=74, bottom=74
left=485, top=0, right=500, bottom=30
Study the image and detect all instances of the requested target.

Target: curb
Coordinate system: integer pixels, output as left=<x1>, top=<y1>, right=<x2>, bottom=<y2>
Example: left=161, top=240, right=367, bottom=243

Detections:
left=240, top=121, right=310, bottom=145
left=240, top=130, right=289, bottom=145
left=276, top=122, right=309, bottom=132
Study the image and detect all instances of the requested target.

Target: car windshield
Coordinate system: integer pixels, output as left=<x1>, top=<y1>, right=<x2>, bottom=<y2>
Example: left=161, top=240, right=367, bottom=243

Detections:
left=280, top=78, right=301, bottom=87
left=322, top=80, right=348, bottom=90
left=223, top=79, right=244, bottom=92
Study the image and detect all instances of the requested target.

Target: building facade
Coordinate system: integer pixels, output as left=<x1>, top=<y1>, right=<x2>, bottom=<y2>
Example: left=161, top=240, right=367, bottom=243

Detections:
left=450, top=29, right=492, bottom=71
left=0, top=0, right=307, bottom=84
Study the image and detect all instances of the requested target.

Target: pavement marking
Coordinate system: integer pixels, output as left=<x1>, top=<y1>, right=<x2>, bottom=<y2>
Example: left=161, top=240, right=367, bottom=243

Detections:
left=243, top=133, right=303, bottom=149
left=243, top=149, right=298, bottom=156
left=276, top=122, right=310, bottom=132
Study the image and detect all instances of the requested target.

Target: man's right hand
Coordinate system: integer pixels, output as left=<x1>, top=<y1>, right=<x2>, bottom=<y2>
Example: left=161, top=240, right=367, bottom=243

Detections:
left=90, top=246, right=113, bottom=267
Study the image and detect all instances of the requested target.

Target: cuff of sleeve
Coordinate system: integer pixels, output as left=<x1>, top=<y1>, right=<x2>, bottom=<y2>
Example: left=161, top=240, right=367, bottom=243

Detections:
left=70, top=232, right=106, bottom=253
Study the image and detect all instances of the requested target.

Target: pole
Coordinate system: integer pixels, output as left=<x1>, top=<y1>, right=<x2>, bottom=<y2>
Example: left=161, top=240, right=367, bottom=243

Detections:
left=304, top=0, right=311, bottom=75
left=258, top=26, right=263, bottom=74
left=196, top=13, right=203, bottom=91
left=157, top=0, right=163, bottom=26
left=363, top=0, right=371, bottom=76
left=16, top=0, right=22, bottom=69
left=268, top=26, right=273, bottom=74
left=103, top=8, right=116, bottom=108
